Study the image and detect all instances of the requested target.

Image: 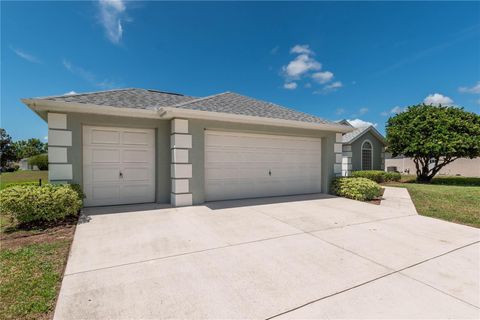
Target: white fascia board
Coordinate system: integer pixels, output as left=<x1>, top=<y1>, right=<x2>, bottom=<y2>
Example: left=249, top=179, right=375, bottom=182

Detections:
left=22, top=99, right=160, bottom=120
left=160, top=108, right=354, bottom=133
left=21, top=99, right=354, bottom=133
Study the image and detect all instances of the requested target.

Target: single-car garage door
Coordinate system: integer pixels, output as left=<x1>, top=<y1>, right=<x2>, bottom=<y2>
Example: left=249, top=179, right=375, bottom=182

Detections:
left=83, top=126, right=155, bottom=206
left=205, top=130, right=322, bottom=201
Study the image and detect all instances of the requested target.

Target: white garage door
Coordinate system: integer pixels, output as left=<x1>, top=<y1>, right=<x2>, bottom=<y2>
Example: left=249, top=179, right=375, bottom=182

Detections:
left=83, top=126, right=155, bottom=207
left=205, top=130, right=322, bottom=201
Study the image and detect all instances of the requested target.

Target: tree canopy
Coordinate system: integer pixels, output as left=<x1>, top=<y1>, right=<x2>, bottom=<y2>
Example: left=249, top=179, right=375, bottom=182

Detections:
left=0, top=128, right=16, bottom=167
left=13, top=138, right=47, bottom=160
left=386, top=104, right=480, bottom=182
left=0, top=129, right=48, bottom=168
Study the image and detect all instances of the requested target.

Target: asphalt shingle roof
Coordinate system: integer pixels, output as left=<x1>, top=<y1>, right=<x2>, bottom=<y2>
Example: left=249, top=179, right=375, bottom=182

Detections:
left=174, top=92, right=332, bottom=124
left=342, top=126, right=370, bottom=143
left=43, top=88, right=197, bottom=109
left=39, top=88, right=338, bottom=125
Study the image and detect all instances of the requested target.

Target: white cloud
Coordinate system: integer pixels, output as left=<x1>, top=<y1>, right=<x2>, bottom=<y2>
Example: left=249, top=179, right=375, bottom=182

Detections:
left=64, top=91, right=77, bottom=95
left=10, top=47, right=41, bottom=63
left=313, top=81, right=343, bottom=94
left=324, top=81, right=343, bottom=91
left=98, top=0, right=126, bottom=44
left=270, top=46, right=279, bottom=55
left=290, top=44, right=313, bottom=55
left=459, top=81, right=480, bottom=94
left=283, top=54, right=321, bottom=79
left=382, top=106, right=406, bottom=116
left=335, top=108, right=345, bottom=115
left=312, top=71, right=334, bottom=84
left=43, top=136, right=48, bottom=142
left=304, top=83, right=312, bottom=88
left=283, top=82, right=297, bottom=90
left=359, top=107, right=368, bottom=115
left=281, top=44, right=341, bottom=93
left=390, top=106, right=405, bottom=114
left=423, top=93, right=454, bottom=106
left=63, top=59, right=119, bottom=89
left=347, top=119, right=377, bottom=128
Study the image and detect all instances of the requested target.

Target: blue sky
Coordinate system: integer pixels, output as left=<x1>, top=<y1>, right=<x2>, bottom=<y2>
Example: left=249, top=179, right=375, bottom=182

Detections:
left=2, top=1, right=479, bottom=141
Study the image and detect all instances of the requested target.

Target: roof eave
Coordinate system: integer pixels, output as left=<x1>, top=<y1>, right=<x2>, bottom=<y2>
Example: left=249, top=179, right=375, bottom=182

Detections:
left=21, top=98, right=354, bottom=133
left=160, top=107, right=353, bottom=133
left=21, top=98, right=161, bottom=121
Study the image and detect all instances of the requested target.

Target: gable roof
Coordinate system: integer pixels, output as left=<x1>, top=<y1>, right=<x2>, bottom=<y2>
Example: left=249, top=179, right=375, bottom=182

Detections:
left=337, top=119, right=354, bottom=127
left=22, top=88, right=353, bottom=132
left=342, top=125, right=386, bottom=145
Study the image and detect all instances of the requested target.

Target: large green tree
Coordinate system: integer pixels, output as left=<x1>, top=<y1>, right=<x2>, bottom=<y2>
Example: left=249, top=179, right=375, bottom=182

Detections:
left=386, top=104, right=480, bottom=182
left=0, top=128, right=16, bottom=167
left=12, top=138, right=47, bottom=160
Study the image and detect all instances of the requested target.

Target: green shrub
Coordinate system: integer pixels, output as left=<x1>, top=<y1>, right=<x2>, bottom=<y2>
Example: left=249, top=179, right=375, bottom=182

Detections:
left=331, top=177, right=382, bottom=201
left=352, top=170, right=401, bottom=183
left=351, top=170, right=386, bottom=183
left=28, top=154, right=48, bottom=170
left=384, top=171, right=401, bottom=182
left=0, top=184, right=82, bottom=225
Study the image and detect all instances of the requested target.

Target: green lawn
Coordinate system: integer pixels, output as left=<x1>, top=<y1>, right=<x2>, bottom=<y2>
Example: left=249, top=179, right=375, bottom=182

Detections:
left=0, top=171, right=48, bottom=190
left=0, top=241, right=71, bottom=320
left=0, top=170, right=74, bottom=320
left=385, top=177, right=480, bottom=228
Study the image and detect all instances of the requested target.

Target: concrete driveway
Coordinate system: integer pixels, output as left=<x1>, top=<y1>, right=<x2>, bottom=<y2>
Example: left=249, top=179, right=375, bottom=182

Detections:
left=55, top=193, right=480, bottom=319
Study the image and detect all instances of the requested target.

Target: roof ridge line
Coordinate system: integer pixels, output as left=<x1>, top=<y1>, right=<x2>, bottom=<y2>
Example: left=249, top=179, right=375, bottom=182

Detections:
left=167, top=91, right=229, bottom=108
left=34, top=88, right=136, bottom=100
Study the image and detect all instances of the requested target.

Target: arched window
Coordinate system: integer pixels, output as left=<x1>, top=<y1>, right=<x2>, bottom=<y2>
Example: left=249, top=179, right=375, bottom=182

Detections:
left=361, top=140, right=373, bottom=170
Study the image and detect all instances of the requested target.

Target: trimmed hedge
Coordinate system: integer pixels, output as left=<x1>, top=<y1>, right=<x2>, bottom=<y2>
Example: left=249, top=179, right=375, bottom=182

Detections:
left=351, top=170, right=401, bottom=183
left=0, top=184, right=83, bottom=225
left=331, top=177, right=382, bottom=201
left=384, top=171, right=401, bottom=182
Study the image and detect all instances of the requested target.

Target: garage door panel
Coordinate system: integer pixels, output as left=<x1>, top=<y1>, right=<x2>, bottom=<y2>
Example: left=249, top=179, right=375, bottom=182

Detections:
left=90, top=185, right=121, bottom=202
left=91, top=149, right=120, bottom=163
left=90, top=129, right=120, bottom=145
left=122, top=168, right=151, bottom=181
left=122, top=149, right=150, bottom=163
left=92, top=167, right=121, bottom=182
left=122, top=131, right=151, bottom=146
left=205, top=131, right=322, bottom=201
left=83, top=126, right=155, bottom=207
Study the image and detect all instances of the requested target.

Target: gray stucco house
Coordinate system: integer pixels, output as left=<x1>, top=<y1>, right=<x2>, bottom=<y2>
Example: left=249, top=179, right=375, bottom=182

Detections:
left=22, top=88, right=352, bottom=207
left=339, top=120, right=386, bottom=176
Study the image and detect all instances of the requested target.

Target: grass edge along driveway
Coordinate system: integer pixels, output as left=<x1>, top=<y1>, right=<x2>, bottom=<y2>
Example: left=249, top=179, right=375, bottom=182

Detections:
left=384, top=177, right=480, bottom=228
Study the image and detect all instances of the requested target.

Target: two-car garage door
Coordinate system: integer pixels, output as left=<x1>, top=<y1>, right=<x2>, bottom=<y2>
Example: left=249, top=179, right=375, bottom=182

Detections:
left=205, top=130, right=322, bottom=201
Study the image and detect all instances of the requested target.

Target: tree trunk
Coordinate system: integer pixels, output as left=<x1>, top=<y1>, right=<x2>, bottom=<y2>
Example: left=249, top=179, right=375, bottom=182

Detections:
left=414, top=156, right=433, bottom=183
left=416, top=174, right=432, bottom=183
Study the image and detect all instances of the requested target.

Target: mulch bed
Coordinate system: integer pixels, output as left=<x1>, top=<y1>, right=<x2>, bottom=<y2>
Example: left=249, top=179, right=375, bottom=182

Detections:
left=366, top=187, right=385, bottom=205
left=0, top=217, right=77, bottom=250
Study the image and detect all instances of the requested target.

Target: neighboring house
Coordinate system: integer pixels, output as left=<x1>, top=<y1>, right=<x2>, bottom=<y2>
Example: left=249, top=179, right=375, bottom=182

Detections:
left=19, top=158, right=32, bottom=170
left=385, top=156, right=480, bottom=177
left=338, top=120, right=386, bottom=176
left=18, top=158, right=38, bottom=170
left=22, top=89, right=352, bottom=207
